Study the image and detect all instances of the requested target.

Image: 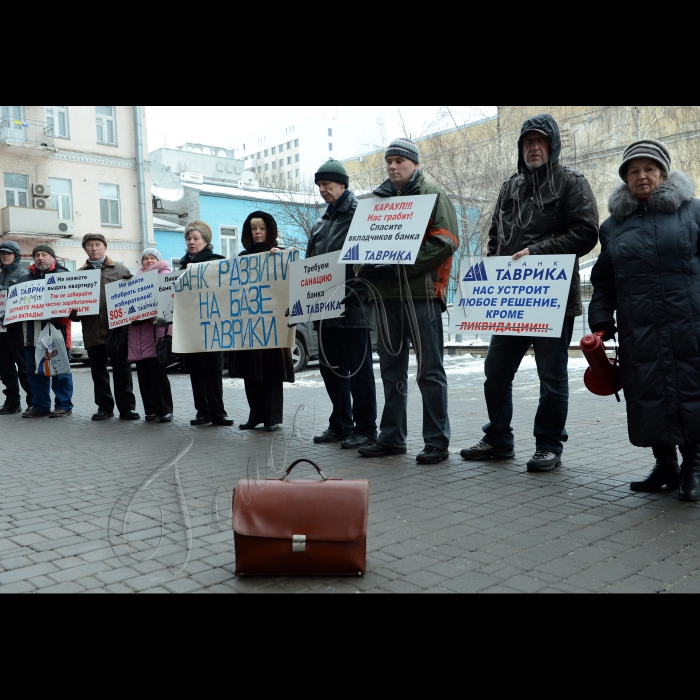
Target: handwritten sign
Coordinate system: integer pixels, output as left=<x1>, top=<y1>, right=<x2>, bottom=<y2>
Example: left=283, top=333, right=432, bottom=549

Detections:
left=3, top=280, right=46, bottom=325
left=288, top=251, right=345, bottom=323
left=172, top=250, right=298, bottom=353
left=157, top=272, right=184, bottom=323
left=0, top=290, right=6, bottom=332
left=44, top=270, right=101, bottom=319
left=105, top=270, right=158, bottom=329
left=452, top=255, right=575, bottom=338
left=337, top=194, right=437, bottom=266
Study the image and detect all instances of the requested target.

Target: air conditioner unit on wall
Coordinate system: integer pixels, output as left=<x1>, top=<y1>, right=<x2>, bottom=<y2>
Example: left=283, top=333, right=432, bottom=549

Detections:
left=33, top=197, right=50, bottom=209
left=33, top=183, right=51, bottom=196
left=57, top=220, right=74, bottom=237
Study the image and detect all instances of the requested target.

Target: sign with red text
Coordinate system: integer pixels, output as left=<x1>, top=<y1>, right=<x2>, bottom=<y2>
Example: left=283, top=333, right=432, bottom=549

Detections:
left=288, top=252, right=345, bottom=323
left=337, top=194, right=437, bottom=265
left=3, top=279, right=46, bottom=325
left=157, top=272, right=185, bottom=323
left=0, top=290, right=6, bottom=332
left=44, top=270, right=101, bottom=319
left=105, top=270, right=158, bottom=328
left=452, top=254, right=575, bottom=338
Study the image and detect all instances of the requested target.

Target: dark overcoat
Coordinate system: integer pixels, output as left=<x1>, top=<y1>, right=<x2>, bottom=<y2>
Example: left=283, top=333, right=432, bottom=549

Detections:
left=589, top=171, right=700, bottom=447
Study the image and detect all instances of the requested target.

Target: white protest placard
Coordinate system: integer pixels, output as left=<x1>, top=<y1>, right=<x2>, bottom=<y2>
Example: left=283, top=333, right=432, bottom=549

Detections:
left=337, top=194, right=437, bottom=266
left=452, top=254, right=576, bottom=338
left=288, top=251, right=345, bottom=323
left=172, top=250, right=298, bottom=353
left=105, top=270, right=158, bottom=329
left=3, top=279, right=46, bottom=325
left=157, top=272, right=185, bottom=323
left=44, top=269, right=101, bottom=319
left=0, top=290, right=6, bottom=332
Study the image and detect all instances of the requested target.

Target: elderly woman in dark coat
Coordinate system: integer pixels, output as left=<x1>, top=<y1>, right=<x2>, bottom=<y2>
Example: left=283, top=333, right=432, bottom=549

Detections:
left=589, top=139, right=700, bottom=501
left=229, top=211, right=294, bottom=431
left=180, top=220, right=233, bottom=427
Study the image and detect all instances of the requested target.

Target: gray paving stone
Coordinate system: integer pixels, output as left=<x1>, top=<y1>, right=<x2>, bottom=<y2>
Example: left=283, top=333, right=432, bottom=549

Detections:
left=37, top=582, right=85, bottom=593
left=442, top=571, right=501, bottom=593
left=0, top=562, right=59, bottom=585
left=0, top=580, right=35, bottom=593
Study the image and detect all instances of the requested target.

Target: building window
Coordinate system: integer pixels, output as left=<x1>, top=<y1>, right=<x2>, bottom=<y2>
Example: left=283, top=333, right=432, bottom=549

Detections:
left=295, top=154, right=300, bottom=162
left=99, top=183, right=120, bottom=225
left=328, top=143, right=333, bottom=151
left=271, top=146, right=276, bottom=155
left=287, top=172, right=292, bottom=180
left=265, top=164, right=269, bottom=171
left=265, top=177, right=270, bottom=185
left=257, top=151, right=261, bottom=159
left=95, top=106, right=117, bottom=145
left=4, top=173, right=28, bottom=207
left=272, top=161, right=277, bottom=169
left=287, top=156, right=292, bottom=165
left=48, top=178, right=72, bottom=220
left=279, top=159, right=284, bottom=168
left=279, top=144, right=284, bottom=153
left=328, top=128, right=332, bottom=137
left=220, top=226, right=238, bottom=258
left=295, top=139, right=299, bottom=147
left=46, top=106, right=69, bottom=139
left=287, top=141, right=292, bottom=149
left=264, top=149, right=268, bottom=157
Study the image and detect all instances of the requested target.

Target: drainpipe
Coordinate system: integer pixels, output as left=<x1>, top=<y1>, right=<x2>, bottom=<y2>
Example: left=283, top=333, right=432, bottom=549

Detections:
left=133, top=106, right=149, bottom=251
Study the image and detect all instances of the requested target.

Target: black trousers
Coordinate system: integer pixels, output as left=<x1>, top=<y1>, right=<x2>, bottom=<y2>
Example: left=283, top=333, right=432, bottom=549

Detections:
left=244, top=379, right=283, bottom=426
left=0, top=324, right=32, bottom=408
left=86, top=343, right=136, bottom=414
left=190, top=371, right=227, bottom=422
left=135, top=357, right=173, bottom=416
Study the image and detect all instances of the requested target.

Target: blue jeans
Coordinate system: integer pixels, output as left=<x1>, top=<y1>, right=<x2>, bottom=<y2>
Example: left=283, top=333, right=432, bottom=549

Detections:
left=25, top=346, right=74, bottom=413
left=376, top=299, right=450, bottom=449
left=482, top=316, right=574, bottom=454
left=318, top=327, right=377, bottom=437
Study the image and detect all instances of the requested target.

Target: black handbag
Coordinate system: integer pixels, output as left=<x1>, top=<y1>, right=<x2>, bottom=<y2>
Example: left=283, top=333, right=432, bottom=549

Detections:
left=106, top=326, right=128, bottom=360
left=154, top=323, right=172, bottom=368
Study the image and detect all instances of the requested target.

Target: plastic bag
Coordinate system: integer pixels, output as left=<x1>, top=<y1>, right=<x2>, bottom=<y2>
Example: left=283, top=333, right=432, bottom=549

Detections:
left=35, top=323, right=71, bottom=377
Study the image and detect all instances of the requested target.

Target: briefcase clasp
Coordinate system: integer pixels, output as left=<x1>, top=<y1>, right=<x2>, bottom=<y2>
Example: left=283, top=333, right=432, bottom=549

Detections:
left=292, top=535, right=306, bottom=552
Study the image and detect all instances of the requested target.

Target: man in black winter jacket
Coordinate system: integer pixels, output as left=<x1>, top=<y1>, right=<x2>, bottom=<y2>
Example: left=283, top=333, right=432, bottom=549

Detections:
left=21, top=245, right=74, bottom=418
left=461, top=114, right=599, bottom=472
left=0, top=240, right=32, bottom=413
left=306, top=159, right=377, bottom=449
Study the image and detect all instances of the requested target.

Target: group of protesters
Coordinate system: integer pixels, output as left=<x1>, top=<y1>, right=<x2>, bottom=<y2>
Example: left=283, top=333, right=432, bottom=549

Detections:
left=1, top=113, right=699, bottom=503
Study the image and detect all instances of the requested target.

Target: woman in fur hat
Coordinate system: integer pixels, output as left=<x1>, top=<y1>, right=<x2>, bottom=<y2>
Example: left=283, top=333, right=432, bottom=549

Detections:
left=229, top=211, right=294, bottom=431
left=589, top=139, right=700, bottom=501
left=179, top=221, right=233, bottom=426
left=127, top=248, right=174, bottom=423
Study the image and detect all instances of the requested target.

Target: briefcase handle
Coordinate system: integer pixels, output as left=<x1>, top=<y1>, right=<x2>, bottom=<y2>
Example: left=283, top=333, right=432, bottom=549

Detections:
left=280, top=458, right=328, bottom=481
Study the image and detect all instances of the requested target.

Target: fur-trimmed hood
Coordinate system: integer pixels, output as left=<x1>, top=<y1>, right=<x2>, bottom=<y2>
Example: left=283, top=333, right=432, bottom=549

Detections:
left=609, top=170, right=695, bottom=219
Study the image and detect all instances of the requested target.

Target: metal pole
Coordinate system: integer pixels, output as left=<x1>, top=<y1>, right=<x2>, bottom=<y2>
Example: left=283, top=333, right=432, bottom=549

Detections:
left=133, top=106, right=149, bottom=251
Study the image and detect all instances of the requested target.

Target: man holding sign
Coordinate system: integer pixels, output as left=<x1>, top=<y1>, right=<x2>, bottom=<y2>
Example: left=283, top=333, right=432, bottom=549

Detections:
left=460, top=114, right=599, bottom=472
left=357, top=138, right=459, bottom=465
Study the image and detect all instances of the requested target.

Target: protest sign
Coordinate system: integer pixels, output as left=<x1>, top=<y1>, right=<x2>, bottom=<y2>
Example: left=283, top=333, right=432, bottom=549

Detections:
left=3, top=279, right=46, bottom=325
left=288, top=251, right=345, bottom=323
left=44, top=269, right=101, bottom=319
left=452, top=254, right=576, bottom=338
left=172, top=250, right=298, bottom=353
left=105, top=270, right=158, bottom=329
left=157, top=272, right=185, bottom=323
left=336, top=194, right=437, bottom=265
left=0, top=290, right=6, bottom=332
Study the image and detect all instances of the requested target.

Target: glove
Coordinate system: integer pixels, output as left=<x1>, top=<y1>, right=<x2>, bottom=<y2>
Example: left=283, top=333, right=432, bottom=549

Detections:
left=594, top=325, right=616, bottom=342
left=359, top=264, right=395, bottom=281
left=154, top=316, right=169, bottom=327
left=340, top=278, right=368, bottom=316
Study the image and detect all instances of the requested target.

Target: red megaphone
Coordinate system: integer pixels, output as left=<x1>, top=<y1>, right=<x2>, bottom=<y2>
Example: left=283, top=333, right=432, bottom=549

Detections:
left=580, top=333, right=623, bottom=397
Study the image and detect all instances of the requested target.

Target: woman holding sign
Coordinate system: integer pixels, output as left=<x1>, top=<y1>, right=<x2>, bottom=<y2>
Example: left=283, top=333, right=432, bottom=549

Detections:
left=590, top=139, right=700, bottom=501
left=229, top=211, right=293, bottom=431
left=179, top=221, right=233, bottom=426
left=128, top=249, right=174, bottom=423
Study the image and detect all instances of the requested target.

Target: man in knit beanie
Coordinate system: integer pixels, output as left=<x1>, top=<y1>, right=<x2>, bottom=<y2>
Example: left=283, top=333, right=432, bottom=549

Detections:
left=357, top=137, right=459, bottom=465
left=306, top=159, right=377, bottom=449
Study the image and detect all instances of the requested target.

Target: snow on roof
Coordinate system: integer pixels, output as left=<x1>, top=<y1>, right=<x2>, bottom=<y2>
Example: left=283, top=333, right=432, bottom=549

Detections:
left=186, top=182, right=321, bottom=207
left=153, top=216, right=185, bottom=232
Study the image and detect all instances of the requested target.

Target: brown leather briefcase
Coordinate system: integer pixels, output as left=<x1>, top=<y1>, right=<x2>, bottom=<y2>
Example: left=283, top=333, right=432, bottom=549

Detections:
left=232, top=459, right=369, bottom=576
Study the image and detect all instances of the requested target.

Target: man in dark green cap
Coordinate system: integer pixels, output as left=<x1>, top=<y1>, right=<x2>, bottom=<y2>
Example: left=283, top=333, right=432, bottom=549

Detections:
left=306, top=158, right=377, bottom=449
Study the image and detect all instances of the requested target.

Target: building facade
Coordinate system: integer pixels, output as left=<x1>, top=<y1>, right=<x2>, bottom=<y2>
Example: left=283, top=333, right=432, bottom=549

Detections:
left=0, top=105, right=152, bottom=271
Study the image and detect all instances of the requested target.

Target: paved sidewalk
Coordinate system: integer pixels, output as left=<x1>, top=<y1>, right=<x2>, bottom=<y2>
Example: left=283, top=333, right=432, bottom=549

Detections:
left=1, top=356, right=699, bottom=594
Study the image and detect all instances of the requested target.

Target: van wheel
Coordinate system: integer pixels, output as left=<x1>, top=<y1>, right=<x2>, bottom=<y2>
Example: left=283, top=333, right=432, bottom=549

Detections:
left=292, top=337, right=307, bottom=373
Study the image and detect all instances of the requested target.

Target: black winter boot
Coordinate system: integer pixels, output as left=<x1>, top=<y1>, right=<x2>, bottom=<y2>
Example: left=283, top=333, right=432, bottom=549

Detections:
left=630, top=445, right=680, bottom=492
left=678, top=443, right=700, bottom=502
